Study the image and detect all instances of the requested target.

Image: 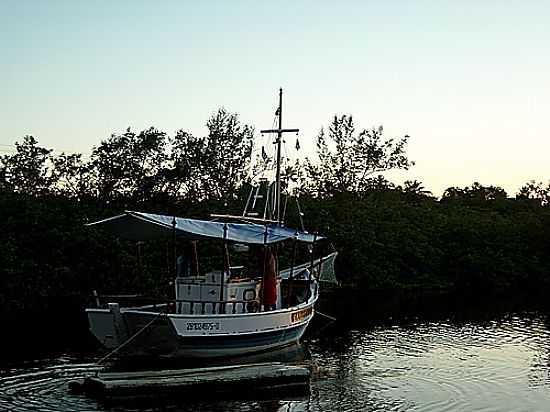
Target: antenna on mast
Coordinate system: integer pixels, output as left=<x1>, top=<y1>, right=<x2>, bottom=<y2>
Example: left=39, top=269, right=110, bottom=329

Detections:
left=260, top=88, right=299, bottom=225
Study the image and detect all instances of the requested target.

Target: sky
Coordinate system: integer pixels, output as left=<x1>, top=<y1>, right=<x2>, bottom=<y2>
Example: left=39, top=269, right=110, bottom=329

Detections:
left=1, top=0, right=549, bottom=196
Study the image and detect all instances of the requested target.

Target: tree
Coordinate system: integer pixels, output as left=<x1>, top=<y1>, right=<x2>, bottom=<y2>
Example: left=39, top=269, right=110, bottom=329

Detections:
left=89, top=127, right=168, bottom=201
left=51, top=153, right=93, bottom=199
left=303, top=115, right=413, bottom=196
left=441, top=182, right=507, bottom=203
left=402, top=180, right=431, bottom=196
left=202, top=108, right=254, bottom=200
left=399, top=180, right=434, bottom=201
left=166, top=130, right=206, bottom=200
left=0, top=136, right=54, bottom=196
left=0, top=158, right=11, bottom=193
left=517, top=180, right=550, bottom=206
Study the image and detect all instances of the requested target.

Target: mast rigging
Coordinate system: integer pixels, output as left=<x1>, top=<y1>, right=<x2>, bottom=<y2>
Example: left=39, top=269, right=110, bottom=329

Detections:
left=260, top=88, right=299, bottom=225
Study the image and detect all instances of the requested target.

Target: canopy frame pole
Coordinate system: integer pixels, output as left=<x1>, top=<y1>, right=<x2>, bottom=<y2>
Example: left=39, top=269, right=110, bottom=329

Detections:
left=308, top=233, right=317, bottom=281
left=220, top=224, right=228, bottom=311
left=136, top=241, right=144, bottom=280
left=286, top=234, right=298, bottom=308
left=192, top=240, right=200, bottom=276
left=260, top=225, right=268, bottom=311
left=172, top=217, right=177, bottom=279
left=296, top=197, right=306, bottom=232
left=275, top=242, right=279, bottom=280
left=274, top=241, right=280, bottom=308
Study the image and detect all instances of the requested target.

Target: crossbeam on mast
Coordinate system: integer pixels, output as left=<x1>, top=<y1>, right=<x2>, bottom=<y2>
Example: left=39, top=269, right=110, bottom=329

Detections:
left=260, top=128, right=300, bottom=134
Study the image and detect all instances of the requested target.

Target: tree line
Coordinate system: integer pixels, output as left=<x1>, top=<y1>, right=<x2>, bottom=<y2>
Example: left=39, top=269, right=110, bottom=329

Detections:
left=2, top=108, right=550, bottom=317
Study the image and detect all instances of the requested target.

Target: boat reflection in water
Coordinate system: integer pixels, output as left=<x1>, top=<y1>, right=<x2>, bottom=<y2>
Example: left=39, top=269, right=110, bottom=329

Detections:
left=108, top=339, right=310, bottom=371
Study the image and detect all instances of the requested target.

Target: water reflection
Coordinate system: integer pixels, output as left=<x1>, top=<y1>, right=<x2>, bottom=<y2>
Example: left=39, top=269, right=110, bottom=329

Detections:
left=0, top=344, right=311, bottom=412
left=107, top=340, right=310, bottom=372
left=306, top=292, right=550, bottom=412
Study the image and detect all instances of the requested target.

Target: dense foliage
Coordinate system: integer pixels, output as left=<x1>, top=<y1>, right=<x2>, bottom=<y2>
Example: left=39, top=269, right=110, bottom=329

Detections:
left=2, top=109, right=550, bottom=317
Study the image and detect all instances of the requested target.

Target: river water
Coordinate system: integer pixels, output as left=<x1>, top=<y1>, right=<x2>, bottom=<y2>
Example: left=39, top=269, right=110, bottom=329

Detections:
left=2, top=291, right=550, bottom=411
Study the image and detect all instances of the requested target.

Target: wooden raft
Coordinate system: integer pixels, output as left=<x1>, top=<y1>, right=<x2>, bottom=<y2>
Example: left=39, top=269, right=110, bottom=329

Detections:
left=80, top=362, right=310, bottom=399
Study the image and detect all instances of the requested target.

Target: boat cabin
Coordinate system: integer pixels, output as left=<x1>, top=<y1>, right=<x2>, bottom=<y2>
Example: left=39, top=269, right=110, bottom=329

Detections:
left=87, top=211, right=335, bottom=314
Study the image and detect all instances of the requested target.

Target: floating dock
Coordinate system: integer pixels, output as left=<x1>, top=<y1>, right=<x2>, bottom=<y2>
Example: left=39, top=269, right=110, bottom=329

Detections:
left=74, top=362, right=310, bottom=401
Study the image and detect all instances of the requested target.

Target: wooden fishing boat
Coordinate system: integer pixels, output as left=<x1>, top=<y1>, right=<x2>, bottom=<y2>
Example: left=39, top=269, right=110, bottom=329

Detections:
left=85, top=90, right=337, bottom=358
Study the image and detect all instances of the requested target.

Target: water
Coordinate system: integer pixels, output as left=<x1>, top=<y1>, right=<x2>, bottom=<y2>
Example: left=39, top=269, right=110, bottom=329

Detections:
left=308, top=315, right=550, bottom=411
left=2, top=292, right=550, bottom=411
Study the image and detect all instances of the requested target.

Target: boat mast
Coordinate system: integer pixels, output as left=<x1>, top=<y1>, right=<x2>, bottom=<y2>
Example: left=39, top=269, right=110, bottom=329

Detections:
left=275, top=89, right=283, bottom=224
left=261, top=88, right=299, bottom=225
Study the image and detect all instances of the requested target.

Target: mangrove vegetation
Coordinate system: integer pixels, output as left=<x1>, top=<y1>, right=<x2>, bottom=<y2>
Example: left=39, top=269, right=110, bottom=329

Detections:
left=2, top=109, right=550, bottom=319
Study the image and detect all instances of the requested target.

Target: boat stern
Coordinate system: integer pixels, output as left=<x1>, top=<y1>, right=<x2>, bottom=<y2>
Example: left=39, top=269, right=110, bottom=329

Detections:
left=86, top=305, right=123, bottom=349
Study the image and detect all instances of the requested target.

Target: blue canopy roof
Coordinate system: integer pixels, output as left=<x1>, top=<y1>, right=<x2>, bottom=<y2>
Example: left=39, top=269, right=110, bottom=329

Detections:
left=86, top=211, right=322, bottom=244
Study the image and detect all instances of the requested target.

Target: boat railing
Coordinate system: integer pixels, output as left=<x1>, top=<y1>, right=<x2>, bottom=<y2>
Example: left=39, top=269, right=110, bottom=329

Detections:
left=175, top=299, right=259, bottom=315
left=92, top=292, right=168, bottom=309
left=90, top=292, right=260, bottom=315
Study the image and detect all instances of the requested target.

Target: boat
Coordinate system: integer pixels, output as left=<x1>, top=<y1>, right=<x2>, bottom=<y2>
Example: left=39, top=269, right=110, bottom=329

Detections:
left=85, top=89, right=338, bottom=358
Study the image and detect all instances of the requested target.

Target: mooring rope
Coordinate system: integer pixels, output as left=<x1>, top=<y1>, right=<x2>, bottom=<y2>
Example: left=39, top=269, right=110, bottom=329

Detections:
left=95, top=305, right=170, bottom=367
left=315, top=310, right=337, bottom=322
left=307, top=310, right=337, bottom=340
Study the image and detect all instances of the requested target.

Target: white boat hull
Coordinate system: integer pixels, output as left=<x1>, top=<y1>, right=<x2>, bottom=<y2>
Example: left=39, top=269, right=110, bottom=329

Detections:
left=86, top=295, right=316, bottom=358
left=86, top=252, right=337, bottom=359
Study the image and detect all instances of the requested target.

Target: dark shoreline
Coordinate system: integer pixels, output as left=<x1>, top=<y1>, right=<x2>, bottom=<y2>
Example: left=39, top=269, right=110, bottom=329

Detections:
left=1, top=287, right=548, bottom=367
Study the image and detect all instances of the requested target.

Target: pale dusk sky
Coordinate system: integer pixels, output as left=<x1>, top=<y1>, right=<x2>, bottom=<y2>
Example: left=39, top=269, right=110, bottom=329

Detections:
left=1, top=1, right=549, bottom=196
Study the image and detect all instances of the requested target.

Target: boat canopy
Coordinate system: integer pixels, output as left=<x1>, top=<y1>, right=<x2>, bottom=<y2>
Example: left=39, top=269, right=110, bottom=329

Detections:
left=86, top=211, right=323, bottom=244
